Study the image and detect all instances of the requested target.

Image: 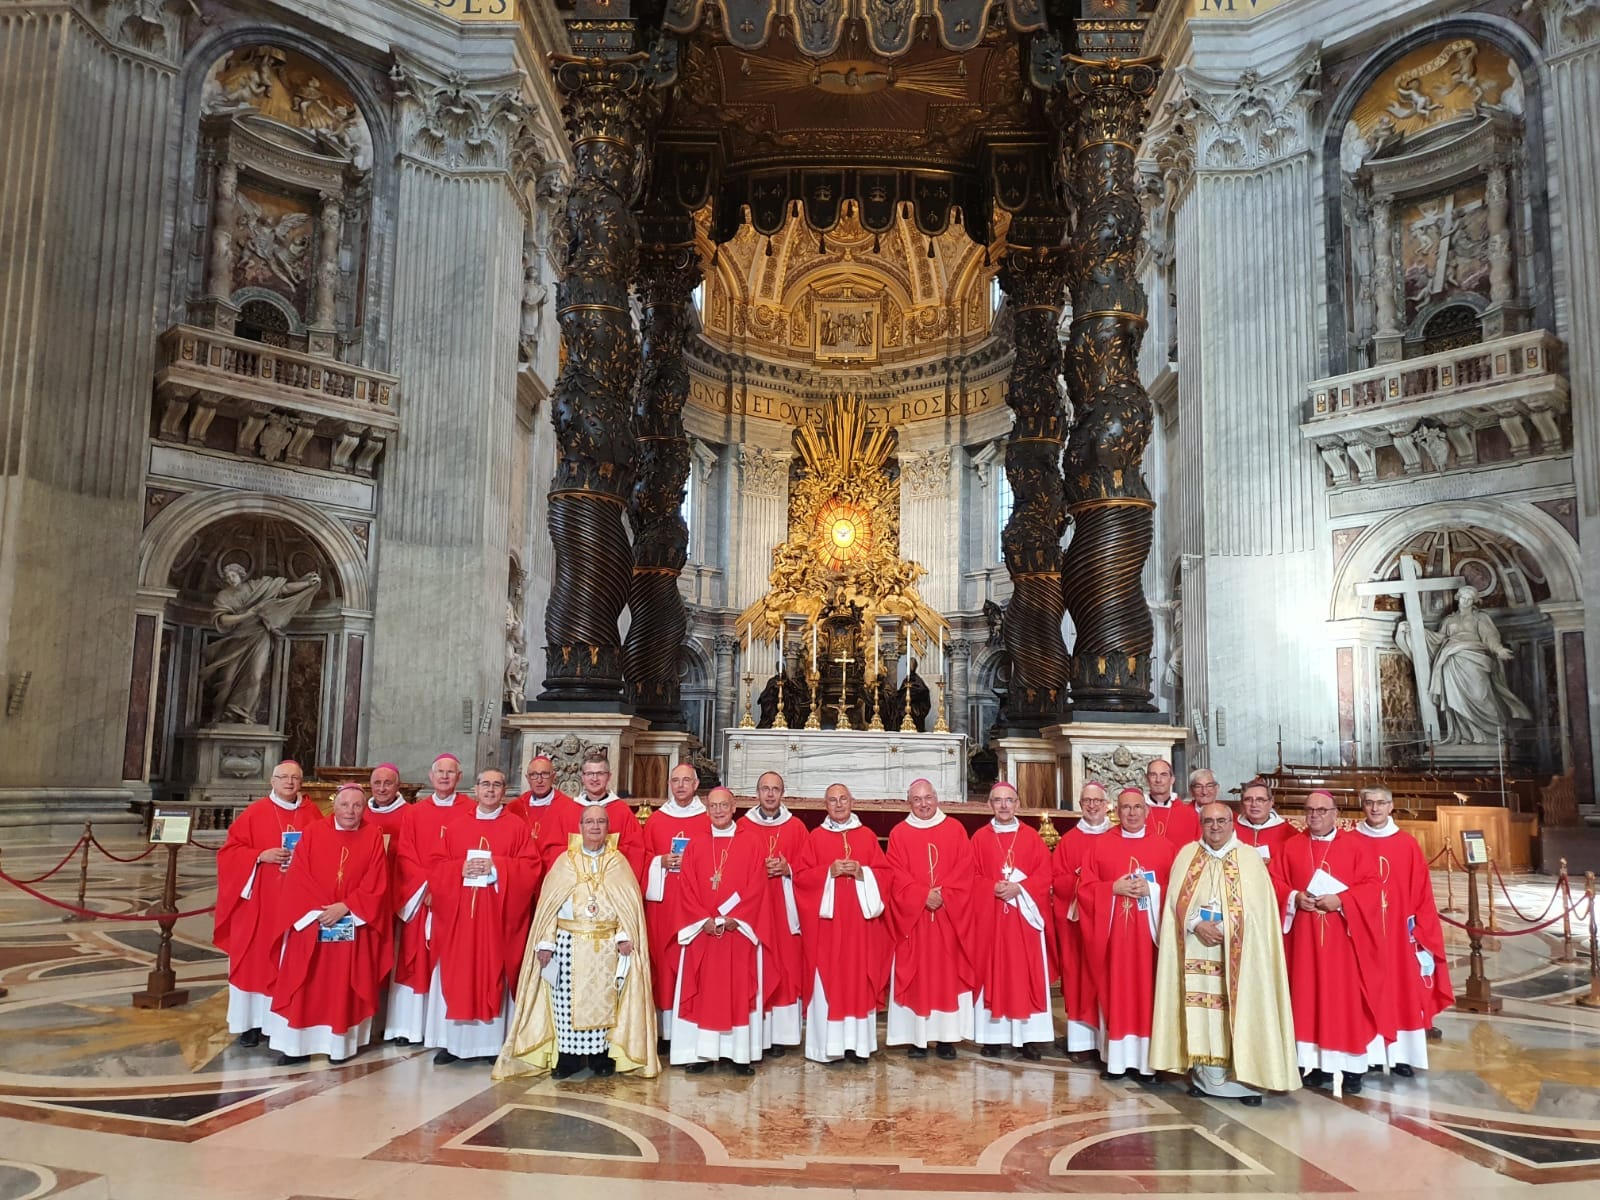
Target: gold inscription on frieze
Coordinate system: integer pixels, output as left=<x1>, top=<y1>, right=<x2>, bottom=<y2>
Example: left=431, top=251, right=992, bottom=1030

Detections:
left=404, top=0, right=516, bottom=23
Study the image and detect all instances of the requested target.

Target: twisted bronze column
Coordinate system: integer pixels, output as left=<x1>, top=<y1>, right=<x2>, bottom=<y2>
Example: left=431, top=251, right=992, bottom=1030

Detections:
left=1059, top=56, right=1161, bottom=712
left=998, top=246, right=1072, bottom=730
left=623, top=231, right=700, bottom=726
left=539, top=56, right=652, bottom=703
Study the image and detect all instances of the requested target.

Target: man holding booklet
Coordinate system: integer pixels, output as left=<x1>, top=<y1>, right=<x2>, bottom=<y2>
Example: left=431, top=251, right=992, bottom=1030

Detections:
left=1270, top=789, right=1392, bottom=1095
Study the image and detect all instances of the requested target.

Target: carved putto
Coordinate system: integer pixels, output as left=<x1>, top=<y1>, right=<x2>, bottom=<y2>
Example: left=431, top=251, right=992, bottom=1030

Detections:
left=203, top=46, right=373, bottom=169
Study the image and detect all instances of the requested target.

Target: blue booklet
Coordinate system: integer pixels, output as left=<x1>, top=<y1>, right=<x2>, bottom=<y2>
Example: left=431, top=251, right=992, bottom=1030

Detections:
left=1199, top=905, right=1223, bottom=925
left=1135, top=869, right=1158, bottom=912
left=280, top=830, right=302, bottom=869
left=319, top=915, right=355, bottom=943
left=669, top=834, right=690, bottom=871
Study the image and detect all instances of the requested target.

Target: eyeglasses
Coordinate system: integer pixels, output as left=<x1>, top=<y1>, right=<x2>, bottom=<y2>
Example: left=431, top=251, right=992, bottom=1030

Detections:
left=1304, top=807, right=1337, bottom=814
left=477, top=780, right=507, bottom=789
left=1200, top=817, right=1232, bottom=826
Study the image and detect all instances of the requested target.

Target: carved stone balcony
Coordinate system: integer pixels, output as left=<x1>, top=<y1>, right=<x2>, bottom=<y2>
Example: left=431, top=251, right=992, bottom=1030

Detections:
left=1301, top=330, right=1569, bottom=487
left=153, top=325, right=399, bottom=475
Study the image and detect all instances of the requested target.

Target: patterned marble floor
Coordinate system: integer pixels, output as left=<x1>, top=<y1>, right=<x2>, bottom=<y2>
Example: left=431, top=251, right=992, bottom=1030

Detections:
left=1, top=834, right=1598, bottom=1200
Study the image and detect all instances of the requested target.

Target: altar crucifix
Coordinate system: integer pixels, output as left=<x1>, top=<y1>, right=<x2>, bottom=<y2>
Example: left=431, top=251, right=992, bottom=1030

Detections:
left=833, top=652, right=856, bottom=730
left=1355, top=553, right=1464, bottom=742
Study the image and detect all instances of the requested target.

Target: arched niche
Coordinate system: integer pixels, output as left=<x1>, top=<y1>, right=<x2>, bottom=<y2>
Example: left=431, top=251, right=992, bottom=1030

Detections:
left=1329, top=500, right=1581, bottom=772
left=134, top=491, right=374, bottom=789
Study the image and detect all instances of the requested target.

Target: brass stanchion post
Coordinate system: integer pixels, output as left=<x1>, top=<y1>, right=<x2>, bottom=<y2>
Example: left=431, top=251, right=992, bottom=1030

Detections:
left=65, top=822, right=92, bottom=922
left=1455, top=856, right=1501, bottom=1014
left=1443, top=845, right=1459, bottom=914
left=1556, top=859, right=1578, bottom=964
left=1577, top=872, right=1600, bottom=1010
left=132, top=842, right=189, bottom=1009
left=1486, top=846, right=1498, bottom=937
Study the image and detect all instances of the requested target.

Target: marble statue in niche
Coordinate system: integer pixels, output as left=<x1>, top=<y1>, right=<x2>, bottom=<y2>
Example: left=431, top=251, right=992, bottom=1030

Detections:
left=1396, top=584, right=1532, bottom=744
left=200, top=564, right=321, bottom=723
left=504, top=564, right=528, bottom=713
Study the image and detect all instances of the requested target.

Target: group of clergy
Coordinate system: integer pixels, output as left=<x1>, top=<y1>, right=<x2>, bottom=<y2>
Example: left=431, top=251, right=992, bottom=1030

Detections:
left=212, top=751, right=1452, bottom=1105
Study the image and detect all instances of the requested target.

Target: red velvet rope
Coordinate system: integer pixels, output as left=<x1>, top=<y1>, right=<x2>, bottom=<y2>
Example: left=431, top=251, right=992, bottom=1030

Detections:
left=0, top=866, right=215, bottom=922
left=1489, top=860, right=1565, bottom=924
left=87, top=831, right=161, bottom=864
left=2, top=836, right=89, bottom=885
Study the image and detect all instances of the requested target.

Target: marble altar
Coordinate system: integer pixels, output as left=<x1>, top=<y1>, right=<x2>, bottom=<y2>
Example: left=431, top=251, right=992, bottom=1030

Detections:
left=722, top=728, right=967, bottom=800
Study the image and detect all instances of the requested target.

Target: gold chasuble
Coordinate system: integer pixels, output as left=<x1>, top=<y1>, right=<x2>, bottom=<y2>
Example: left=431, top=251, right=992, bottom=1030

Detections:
left=493, top=835, right=660, bottom=1079
left=1150, top=837, right=1299, bottom=1093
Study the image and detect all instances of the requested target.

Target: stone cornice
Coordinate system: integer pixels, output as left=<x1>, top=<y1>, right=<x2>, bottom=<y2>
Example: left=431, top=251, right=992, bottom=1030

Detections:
left=1539, top=0, right=1600, bottom=57
left=1174, top=42, right=1322, bottom=172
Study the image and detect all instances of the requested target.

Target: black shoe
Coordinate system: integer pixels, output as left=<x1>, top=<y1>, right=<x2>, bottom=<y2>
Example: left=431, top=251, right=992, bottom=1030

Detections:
left=1240, top=1095, right=1263, bottom=1107
left=843, top=1049, right=869, bottom=1064
left=1018, top=1044, right=1042, bottom=1062
left=1342, top=1071, right=1364, bottom=1094
left=906, top=1045, right=929, bottom=1059
left=276, top=1052, right=310, bottom=1066
left=237, top=1028, right=262, bottom=1049
left=1187, top=1084, right=1206, bottom=1097
left=1392, top=1063, right=1415, bottom=1078
left=935, top=1043, right=957, bottom=1060
left=1100, top=1068, right=1126, bottom=1081
left=552, top=1053, right=583, bottom=1080
left=685, top=1061, right=712, bottom=1075
left=768, top=1045, right=788, bottom=1058
left=390, top=1036, right=412, bottom=1047
left=731, top=1061, right=756, bottom=1076
left=981, top=1044, right=1003, bottom=1058
left=433, top=1049, right=459, bottom=1066
left=591, top=1053, right=616, bottom=1077
left=1426, top=1025, right=1443, bottom=1040
left=657, top=1037, right=671, bottom=1054
left=1302, top=1069, right=1332, bottom=1089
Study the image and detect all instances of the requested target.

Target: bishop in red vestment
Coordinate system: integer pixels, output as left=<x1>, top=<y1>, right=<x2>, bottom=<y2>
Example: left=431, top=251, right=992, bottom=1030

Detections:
left=215, top=759, right=319, bottom=1045
left=384, top=752, right=471, bottom=1044
left=794, top=783, right=893, bottom=1063
left=363, top=763, right=408, bottom=847
left=1052, top=782, right=1115, bottom=1054
left=266, top=785, right=393, bottom=1063
left=885, top=779, right=974, bottom=1058
left=1270, top=790, right=1392, bottom=1093
left=970, top=782, right=1054, bottom=1057
left=643, top=763, right=712, bottom=1026
left=1079, top=787, right=1179, bottom=1078
left=669, top=788, right=774, bottom=1073
left=429, top=769, right=541, bottom=1063
left=505, top=755, right=570, bottom=841
left=1143, top=758, right=1200, bottom=845
left=535, top=751, right=646, bottom=876
left=1355, top=787, right=1452, bottom=1075
left=1235, top=779, right=1297, bottom=866
left=740, top=770, right=807, bottom=1052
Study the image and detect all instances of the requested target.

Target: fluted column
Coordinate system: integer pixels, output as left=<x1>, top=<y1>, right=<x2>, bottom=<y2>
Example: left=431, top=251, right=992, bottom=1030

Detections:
left=712, top=633, right=738, bottom=746
left=733, top=447, right=791, bottom=608
left=624, top=229, right=700, bottom=727
left=1059, top=55, right=1161, bottom=713
left=1542, top=0, right=1600, bottom=800
left=948, top=639, right=973, bottom=736
left=0, top=1, right=185, bottom=800
left=539, top=50, right=653, bottom=703
left=997, top=247, right=1071, bottom=729
left=1163, top=45, right=1332, bottom=782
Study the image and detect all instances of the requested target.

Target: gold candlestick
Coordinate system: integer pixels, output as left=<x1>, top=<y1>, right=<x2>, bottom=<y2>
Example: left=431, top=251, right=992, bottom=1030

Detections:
left=774, top=674, right=789, bottom=729
left=739, top=671, right=755, bottom=728
left=899, top=675, right=916, bottom=732
left=934, top=676, right=949, bottom=732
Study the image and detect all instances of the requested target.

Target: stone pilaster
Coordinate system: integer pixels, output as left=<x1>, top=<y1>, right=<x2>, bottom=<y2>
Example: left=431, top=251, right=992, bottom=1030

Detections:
left=997, top=246, right=1072, bottom=730
left=712, top=633, right=738, bottom=749
left=1165, top=45, right=1333, bottom=783
left=367, top=54, right=530, bottom=773
left=1541, top=0, right=1600, bottom=801
left=948, top=639, right=973, bottom=736
left=1059, top=55, right=1162, bottom=714
left=624, top=229, right=700, bottom=727
left=898, top=449, right=956, bottom=613
left=733, top=447, right=791, bottom=609
left=0, top=1, right=183, bottom=803
left=539, top=48, right=654, bottom=703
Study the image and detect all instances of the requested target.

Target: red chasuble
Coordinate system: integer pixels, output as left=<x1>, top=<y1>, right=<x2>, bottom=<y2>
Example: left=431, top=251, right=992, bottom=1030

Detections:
left=1358, top=826, right=1453, bottom=1033
left=794, top=823, right=894, bottom=1019
left=885, top=816, right=975, bottom=1017
left=742, top=813, right=810, bottom=1010
left=1051, top=823, right=1111, bottom=1032
left=1235, top=815, right=1298, bottom=864
left=1078, top=830, right=1179, bottom=1044
left=391, top=796, right=471, bottom=994
left=643, top=805, right=712, bottom=1012
left=215, top=797, right=320, bottom=996
left=363, top=800, right=408, bottom=844
left=1145, top=800, right=1200, bottom=846
left=271, top=817, right=393, bottom=1035
left=1270, top=830, right=1393, bottom=1056
left=430, top=810, right=541, bottom=1022
left=674, top=828, right=773, bottom=1032
left=537, top=795, right=647, bottom=878
left=970, top=821, right=1054, bottom=1019
left=506, top=788, right=571, bottom=834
